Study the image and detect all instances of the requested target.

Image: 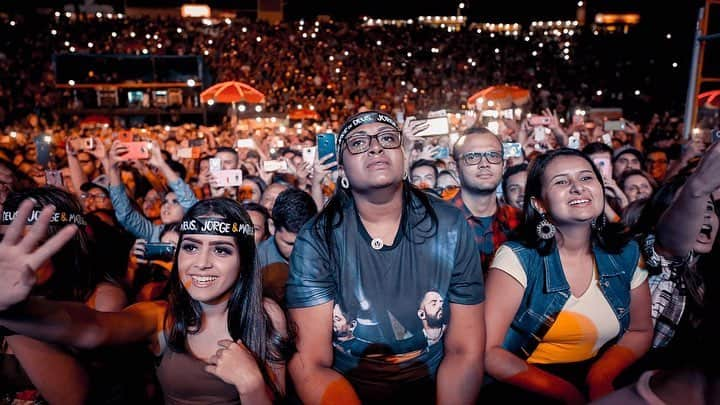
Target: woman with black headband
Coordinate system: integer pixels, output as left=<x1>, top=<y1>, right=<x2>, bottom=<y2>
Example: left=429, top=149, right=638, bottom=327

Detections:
left=0, top=198, right=292, bottom=404
left=286, top=111, right=485, bottom=404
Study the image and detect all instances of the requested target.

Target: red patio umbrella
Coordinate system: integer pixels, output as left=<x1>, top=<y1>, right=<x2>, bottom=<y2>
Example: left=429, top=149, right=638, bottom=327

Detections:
left=200, top=81, right=265, bottom=104
left=289, top=108, right=321, bottom=121
left=468, top=85, right=530, bottom=109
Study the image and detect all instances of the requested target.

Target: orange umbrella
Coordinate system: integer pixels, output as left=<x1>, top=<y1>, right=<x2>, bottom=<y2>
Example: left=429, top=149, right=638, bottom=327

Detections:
left=289, top=108, right=321, bottom=121
left=468, top=85, right=530, bottom=109
left=200, top=81, right=265, bottom=104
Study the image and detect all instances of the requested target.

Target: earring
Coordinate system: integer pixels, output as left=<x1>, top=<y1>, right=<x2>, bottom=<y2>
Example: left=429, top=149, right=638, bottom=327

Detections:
left=340, top=176, right=350, bottom=189
left=591, top=215, right=607, bottom=232
left=402, top=170, right=408, bottom=180
left=536, top=214, right=556, bottom=240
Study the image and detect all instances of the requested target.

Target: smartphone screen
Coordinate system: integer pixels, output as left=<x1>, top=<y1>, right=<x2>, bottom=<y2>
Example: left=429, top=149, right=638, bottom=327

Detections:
left=118, top=142, right=151, bottom=161
left=209, top=157, right=222, bottom=172
left=316, top=133, right=337, bottom=168
left=592, top=157, right=612, bottom=179
left=414, top=117, right=450, bottom=137
left=302, top=146, right=316, bottom=164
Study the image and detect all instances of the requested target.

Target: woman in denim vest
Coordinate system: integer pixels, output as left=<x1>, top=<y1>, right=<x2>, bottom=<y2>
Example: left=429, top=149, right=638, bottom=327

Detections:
left=484, top=148, right=653, bottom=404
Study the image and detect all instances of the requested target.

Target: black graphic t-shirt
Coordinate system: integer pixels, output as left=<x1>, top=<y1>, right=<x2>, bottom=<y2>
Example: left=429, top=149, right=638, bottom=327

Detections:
left=286, top=193, right=484, bottom=401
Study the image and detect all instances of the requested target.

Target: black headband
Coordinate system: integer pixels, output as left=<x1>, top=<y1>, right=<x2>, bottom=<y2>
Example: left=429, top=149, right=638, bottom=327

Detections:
left=180, top=217, right=254, bottom=237
left=337, top=111, right=400, bottom=152
left=1, top=209, right=87, bottom=226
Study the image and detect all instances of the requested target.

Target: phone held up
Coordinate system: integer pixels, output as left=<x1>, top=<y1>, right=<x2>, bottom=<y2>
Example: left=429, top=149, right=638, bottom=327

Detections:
left=316, top=133, right=337, bottom=169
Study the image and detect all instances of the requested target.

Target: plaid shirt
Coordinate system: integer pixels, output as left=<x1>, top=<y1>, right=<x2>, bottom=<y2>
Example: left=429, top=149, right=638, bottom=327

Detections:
left=451, top=193, right=521, bottom=274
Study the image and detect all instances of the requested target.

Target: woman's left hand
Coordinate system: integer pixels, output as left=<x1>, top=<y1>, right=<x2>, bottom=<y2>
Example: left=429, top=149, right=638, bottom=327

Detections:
left=205, top=339, right=265, bottom=395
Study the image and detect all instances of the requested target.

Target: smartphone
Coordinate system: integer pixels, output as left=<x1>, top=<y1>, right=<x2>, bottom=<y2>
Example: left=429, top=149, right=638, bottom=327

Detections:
left=603, top=120, right=626, bottom=132
left=213, top=169, right=243, bottom=187
left=413, top=116, right=450, bottom=137
left=592, top=157, right=612, bottom=179
left=302, top=146, right=316, bottom=164
left=189, top=139, right=205, bottom=147
left=69, top=138, right=94, bottom=152
left=263, top=160, right=289, bottom=172
left=568, top=133, right=581, bottom=149
left=35, top=138, right=51, bottom=167
left=209, top=157, right=222, bottom=172
left=533, top=126, right=547, bottom=142
left=572, top=115, right=584, bottom=126
left=316, top=133, right=337, bottom=167
left=601, top=133, right=613, bottom=146
left=502, top=142, right=523, bottom=159
left=236, top=139, right=255, bottom=148
left=45, top=170, right=64, bottom=187
left=144, top=243, right=176, bottom=262
left=177, top=147, right=200, bottom=159
left=433, top=146, right=450, bottom=159
left=529, top=115, right=553, bottom=126
left=119, top=142, right=151, bottom=160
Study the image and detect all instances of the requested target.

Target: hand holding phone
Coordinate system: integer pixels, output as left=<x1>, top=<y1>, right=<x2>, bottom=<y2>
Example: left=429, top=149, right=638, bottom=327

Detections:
left=263, top=160, right=289, bottom=172
left=144, top=243, right=176, bottom=262
left=209, top=157, right=222, bottom=172
left=302, top=146, right=317, bottom=164
left=212, top=169, right=243, bottom=187
left=118, top=142, right=151, bottom=161
left=529, top=115, right=553, bottom=126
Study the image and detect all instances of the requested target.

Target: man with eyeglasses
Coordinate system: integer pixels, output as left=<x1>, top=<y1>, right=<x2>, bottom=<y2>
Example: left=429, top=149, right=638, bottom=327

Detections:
left=79, top=181, right=113, bottom=214
left=451, top=126, right=521, bottom=274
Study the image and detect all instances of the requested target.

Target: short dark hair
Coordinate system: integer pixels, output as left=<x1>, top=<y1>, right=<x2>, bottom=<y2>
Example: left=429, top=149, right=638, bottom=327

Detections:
left=215, top=146, right=238, bottom=157
left=518, top=148, right=630, bottom=256
left=272, top=188, right=318, bottom=234
left=410, top=159, right=438, bottom=179
left=502, top=163, right=528, bottom=199
left=618, top=169, right=658, bottom=192
left=581, top=142, right=613, bottom=157
left=165, top=159, right=187, bottom=181
left=243, top=202, right=271, bottom=241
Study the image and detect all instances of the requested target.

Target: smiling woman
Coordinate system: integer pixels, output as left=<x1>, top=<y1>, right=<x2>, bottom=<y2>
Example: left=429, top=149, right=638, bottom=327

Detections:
left=0, top=197, right=293, bottom=405
left=483, top=148, right=653, bottom=403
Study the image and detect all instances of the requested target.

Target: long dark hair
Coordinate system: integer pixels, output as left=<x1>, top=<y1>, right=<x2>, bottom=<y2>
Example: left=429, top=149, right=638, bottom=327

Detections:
left=164, top=198, right=292, bottom=399
left=3, top=187, right=97, bottom=302
left=313, top=122, right=439, bottom=260
left=633, top=174, right=720, bottom=308
left=517, top=148, right=630, bottom=255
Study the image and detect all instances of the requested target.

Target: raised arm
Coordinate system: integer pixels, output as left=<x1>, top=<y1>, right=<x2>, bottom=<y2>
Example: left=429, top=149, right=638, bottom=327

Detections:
left=106, top=141, right=159, bottom=241
left=656, top=141, right=720, bottom=257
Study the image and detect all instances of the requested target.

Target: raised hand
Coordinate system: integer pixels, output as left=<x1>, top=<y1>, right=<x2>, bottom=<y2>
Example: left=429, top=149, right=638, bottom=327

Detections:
left=402, top=117, right=430, bottom=144
left=205, top=339, right=265, bottom=396
left=312, top=153, right=338, bottom=186
left=0, top=199, right=78, bottom=311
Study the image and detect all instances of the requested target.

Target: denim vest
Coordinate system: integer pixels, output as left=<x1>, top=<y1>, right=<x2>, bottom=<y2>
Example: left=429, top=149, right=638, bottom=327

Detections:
left=501, top=240, right=640, bottom=360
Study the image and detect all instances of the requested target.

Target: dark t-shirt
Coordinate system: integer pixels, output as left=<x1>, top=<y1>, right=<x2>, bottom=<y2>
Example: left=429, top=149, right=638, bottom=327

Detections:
left=286, top=193, right=484, bottom=401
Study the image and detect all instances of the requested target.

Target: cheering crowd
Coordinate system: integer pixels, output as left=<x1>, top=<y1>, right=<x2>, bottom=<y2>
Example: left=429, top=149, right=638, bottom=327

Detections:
left=1, top=10, right=719, bottom=405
